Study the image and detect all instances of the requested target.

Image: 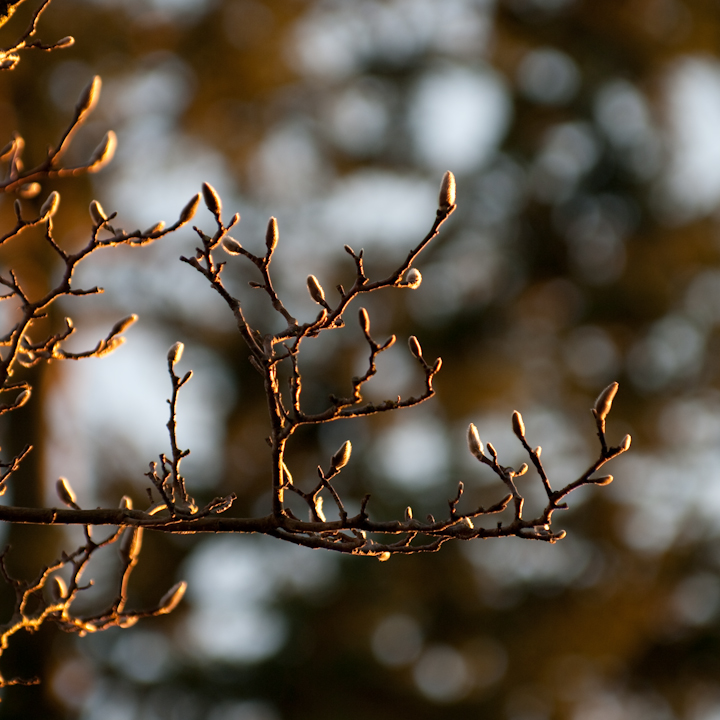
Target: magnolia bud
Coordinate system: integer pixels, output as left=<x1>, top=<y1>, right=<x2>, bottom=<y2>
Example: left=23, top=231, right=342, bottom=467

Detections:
left=119, top=526, right=143, bottom=564
left=89, top=200, right=107, bottom=225
left=0, top=139, right=16, bottom=160
left=620, top=434, right=632, bottom=451
left=179, top=193, right=201, bottom=224
left=119, top=495, right=133, bottom=510
left=467, top=423, right=484, bottom=458
left=158, top=581, right=187, bottom=614
left=75, top=76, right=101, bottom=120
left=109, top=314, right=138, bottom=337
left=405, top=268, right=422, bottom=288
left=331, top=440, right=352, bottom=470
left=88, top=131, right=116, bottom=169
left=378, top=552, right=391, bottom=562
left=202, top=182, right=222, bottom=217
left=534, top=446, right=542, bottom=457
left=211, top=495, right=235, bottom=514
left=408, top=335, right=422, bottom=359
left=14, top=389, right=30, bottom=408
left=512, top=410, right=525, bottom=439
left=48, top=576, right=67, bottom=603
left=592, top=475, right=614, bottom=486
left=144, top=221, right=165, bottom=235
left=307, top=275, right=326, bottom=305
left=358, top=308, right=370, bottom=334
left=265, top=217, right=278, bottom=254
left=222, top=237, right=243, bottom=255
left=40, top=191, right=60, bottom=221
left=19, top=182, right=40, bottom=198
left=438, top=171, right=456, bottom=212
left=594, top=381, right=619, bottom=422
left=405, top=506, right=413, bottom=522
left=55, top=36, right=75, bottom=48
left=56, top=477, right=77, bottom=507
left=167, top=342, right=184, bottom=366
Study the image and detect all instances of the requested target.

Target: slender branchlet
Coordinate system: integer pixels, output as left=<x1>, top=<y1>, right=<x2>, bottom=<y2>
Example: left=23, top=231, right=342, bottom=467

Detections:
left=466, top=392, right=630, bottom=540
left=0, top=18, right=631, bottom=684
left=0, top=0, right=73, bottom=74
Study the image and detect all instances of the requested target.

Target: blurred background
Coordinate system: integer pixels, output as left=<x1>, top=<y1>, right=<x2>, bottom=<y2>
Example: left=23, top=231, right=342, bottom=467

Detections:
left=2, top=0, right=720, bottom=717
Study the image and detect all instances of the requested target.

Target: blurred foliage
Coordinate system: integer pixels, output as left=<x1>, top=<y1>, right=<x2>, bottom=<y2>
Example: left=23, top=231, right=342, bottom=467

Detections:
left=3, top=0, right=720, bottom=718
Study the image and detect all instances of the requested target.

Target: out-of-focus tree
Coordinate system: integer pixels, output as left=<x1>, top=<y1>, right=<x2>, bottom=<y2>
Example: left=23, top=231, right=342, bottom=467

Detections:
left=3, top=0, right=720, bottom=719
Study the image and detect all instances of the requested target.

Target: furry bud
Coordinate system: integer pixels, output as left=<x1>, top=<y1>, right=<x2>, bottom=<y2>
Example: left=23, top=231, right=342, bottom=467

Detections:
left=19, top=183, right=40, bottom=198
left=109, top=314, right=138, bottom=337
left=0, top=57, right=19, bottom=71
left=167, top=342, right=184, bottom=366
left=144, top=221, right=165, bottom=235
left=592, top=475, right=614, bottom=486
left=222, top=237, right=243, bottom=254
left=512, top=411, right=525, bottom=439
left=179, top=193, right=201, bottom=224
left=594, top=382, right=619, bottom=422
left=14, top=389, right=30, bottom=408
left=211, top=495, right=235, bottom=514
left=119, top=495, right=133, bottom=510
left=158, top=581, right=187, bottom=614
left=40, top=191, right=60, bottom=221
left=358, top=308, right=370, bottom=334
left=467, top=423, right=484, bottom=458
left=89, top=200, right=107, bottom=225
left=88, top=131, right=117, bottom=169
left=48, top=576, right=67, bottom=603
left=438, top=171, right=456, bottom=212
left=75, top=76, right=101, bottom=120
left=56, top=477, right=77, bottom=507
left=408, top=335, right=422, bottom=359
left=265, top=217, right=278, bottom=254
left=405, top=268, right=422, bottom=288
left=202, top=182, right=222, bottom=218
left=307, top=275, right=326, bottom=305
left=0, top=139, right=16, bottom=160
left=620, top=434, right=632, bottom=451
left=55, top=36, right=75, bottom=49
left=331, top=440, right=352, bottom=470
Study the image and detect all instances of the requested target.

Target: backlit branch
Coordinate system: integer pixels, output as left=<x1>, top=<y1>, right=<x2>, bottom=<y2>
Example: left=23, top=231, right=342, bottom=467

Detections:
left=0, top=6, right=632, bottom=686
left=0, top=0, right=73, bottom=73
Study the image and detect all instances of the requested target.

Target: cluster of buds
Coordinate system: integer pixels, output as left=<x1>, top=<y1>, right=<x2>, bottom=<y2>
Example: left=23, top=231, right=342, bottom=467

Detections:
left=466, top=381, right=631, bottom=535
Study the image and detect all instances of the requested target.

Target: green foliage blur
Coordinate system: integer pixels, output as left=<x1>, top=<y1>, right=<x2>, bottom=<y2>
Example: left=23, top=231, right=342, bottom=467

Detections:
left=3, top=0, right=720, bottom=718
